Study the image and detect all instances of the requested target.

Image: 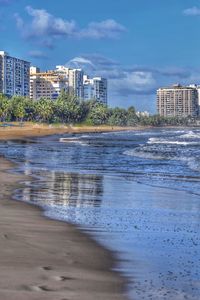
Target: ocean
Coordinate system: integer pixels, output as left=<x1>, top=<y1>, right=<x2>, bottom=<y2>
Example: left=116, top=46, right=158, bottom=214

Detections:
left=0, top=128, right=200, bottom=300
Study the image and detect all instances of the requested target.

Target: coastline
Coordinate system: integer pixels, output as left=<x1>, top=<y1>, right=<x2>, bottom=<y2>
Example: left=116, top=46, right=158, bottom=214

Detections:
left=0, top=123, right=141, bottom=140
left=1, top=122, right=197, bottom=141
left=0, top=129, right=128, bottom=299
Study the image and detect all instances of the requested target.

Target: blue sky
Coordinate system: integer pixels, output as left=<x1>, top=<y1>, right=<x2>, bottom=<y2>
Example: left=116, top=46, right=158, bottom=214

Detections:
left=1, top=0, right=200, bottom=112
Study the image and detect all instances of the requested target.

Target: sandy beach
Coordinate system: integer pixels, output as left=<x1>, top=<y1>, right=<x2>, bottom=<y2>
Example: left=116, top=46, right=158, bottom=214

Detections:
left=0, top=123, right=139, bottom=140
left=0, top=125, right=128, bottom=300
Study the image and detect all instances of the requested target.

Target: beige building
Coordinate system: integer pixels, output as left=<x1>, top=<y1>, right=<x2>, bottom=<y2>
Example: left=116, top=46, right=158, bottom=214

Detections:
left=30, top=67, right=68, bottom=100
left=157, top=84, right=199, bottom=117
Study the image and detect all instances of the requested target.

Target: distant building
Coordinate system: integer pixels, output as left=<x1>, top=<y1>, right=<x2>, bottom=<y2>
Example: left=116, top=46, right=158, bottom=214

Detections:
left=83, top=75, right=107, bottom=105
left=0, top=51, right=30, bottom=97
left=56, top=66, right=84, bottom=99
left=189, top=84, right=200, bottom=107
left=30, top=67, right=68, bottom=100
left=136, top=111, right=150, bottom=117
left=30, top=65, right=108, bottom=103
left=157, top=84, right=199, bottom=117
left=68, top=68, right=84, bottom=98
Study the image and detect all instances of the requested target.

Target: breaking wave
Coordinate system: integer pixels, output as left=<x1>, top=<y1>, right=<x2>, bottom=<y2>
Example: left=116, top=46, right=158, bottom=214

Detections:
left=59, top=137, right=88, bottom=146
left=147, top=137, right=199, bottom=146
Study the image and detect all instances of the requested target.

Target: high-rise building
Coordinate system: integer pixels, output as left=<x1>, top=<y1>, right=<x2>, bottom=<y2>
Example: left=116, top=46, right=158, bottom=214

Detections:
left=56, top=66, right=84, bottom=98
left=68, top=68, right=84, bottom=98
left=30, top=67, right=68, bottom=100
left=157, top=84, right=199, bottom=117
left=83, top=75, right=107, bottom=105
left=0, top=51, right=30, bottom=97
left=189, top=84, right=200, bottom=107
left=31, top=65, right=108, bottom=103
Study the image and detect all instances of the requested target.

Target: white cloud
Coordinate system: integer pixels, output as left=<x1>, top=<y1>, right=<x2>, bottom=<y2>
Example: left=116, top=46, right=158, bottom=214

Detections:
left=66, top=57, right=96, bottom=69
left=17, top=6, right=76, bottom=38
left=15, top=6, right=126, bottom=46
left=183, top=6, right=200, bottom=16
left=110, top=71, right=156, bottom=96
left=79, top=19, right=126, bottom=39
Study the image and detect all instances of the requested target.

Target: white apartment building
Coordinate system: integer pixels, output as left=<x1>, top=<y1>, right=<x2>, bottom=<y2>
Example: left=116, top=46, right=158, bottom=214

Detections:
left=56, top=66, right=84, bottom=99
left=0, top=51, right=30, bottom=97
left=31, top=65, right=108, bottom=103
left=83, top=75, right=107, bottom=105
left=30, top=67, right=68, bottom=100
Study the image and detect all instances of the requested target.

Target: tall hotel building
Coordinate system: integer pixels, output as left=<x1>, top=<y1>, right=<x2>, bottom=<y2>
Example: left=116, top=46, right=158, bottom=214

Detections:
left=30, top=65, right=108, bottom=103
left=30, top=67, right=68, bottom=100
left=157, top=84, right=199, bottom=117
left=56, top=66, right=107, bottom=104
left=0, top=51, right=30, bottom=97
left=56, top=66, right=84, bottom=99
left=83, top=75, right=107, bottom=105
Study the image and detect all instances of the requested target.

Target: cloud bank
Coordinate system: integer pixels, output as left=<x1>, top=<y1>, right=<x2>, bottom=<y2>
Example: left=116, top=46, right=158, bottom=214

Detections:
left=15, top=6, right=126, bottom=47
left=183, top=6, right=200, bottom=16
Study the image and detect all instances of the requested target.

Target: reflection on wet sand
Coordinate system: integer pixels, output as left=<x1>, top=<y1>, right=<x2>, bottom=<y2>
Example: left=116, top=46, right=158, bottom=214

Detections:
left=20, top=171, right=104, bottom=208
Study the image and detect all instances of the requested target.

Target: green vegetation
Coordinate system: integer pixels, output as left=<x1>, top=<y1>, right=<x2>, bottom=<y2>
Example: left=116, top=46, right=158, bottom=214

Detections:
left=0, top=92, right=197, bottom=126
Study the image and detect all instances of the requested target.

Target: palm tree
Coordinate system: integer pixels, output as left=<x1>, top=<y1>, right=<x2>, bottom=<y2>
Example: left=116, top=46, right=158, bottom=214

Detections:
left=0, top=94, right=11, bottom=122
left=35, top=98, right=54, bottom=122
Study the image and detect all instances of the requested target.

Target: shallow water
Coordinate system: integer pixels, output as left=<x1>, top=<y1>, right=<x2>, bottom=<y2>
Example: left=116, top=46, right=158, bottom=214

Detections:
left=1, top=128, right=200, bottom=300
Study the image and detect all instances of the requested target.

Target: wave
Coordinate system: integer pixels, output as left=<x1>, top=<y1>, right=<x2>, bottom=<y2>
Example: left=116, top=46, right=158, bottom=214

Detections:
left=124, top=149, right=166, bottom=160
left=80, top=135, right=90, bottom=138
left=59, top=137, right=88, bottom=146
left=125, top=147, right=200, bottom=172
left=184, top=158, right=200, bottom=172
left=179, top=131, right=200, bottom=139
left=147, top=137, right=199, bottom=146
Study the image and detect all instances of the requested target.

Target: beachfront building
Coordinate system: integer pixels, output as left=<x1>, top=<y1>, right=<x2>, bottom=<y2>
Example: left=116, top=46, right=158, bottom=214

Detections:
left=189, top=84, right=200, bottom=111
left=157, top=84, right=199, bottom=117
left=30, top=64, right=108, bottom=103
left=83, top=75, right=107, bottom=105
left=30, top=67, right=68, bottom=100
left=0, top=51, right=30, bottom=97
left=56, top=66, right=84, bottom=99
left=68, top=68, right=84, bottom=98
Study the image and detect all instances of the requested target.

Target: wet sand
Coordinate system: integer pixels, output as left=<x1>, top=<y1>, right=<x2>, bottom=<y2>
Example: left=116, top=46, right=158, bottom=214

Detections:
left=0, top=139, right=127, bottom=299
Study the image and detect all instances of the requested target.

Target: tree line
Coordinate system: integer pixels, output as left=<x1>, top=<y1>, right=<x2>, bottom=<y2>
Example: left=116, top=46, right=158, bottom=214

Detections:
left=0, top=92, right=196, bottom=126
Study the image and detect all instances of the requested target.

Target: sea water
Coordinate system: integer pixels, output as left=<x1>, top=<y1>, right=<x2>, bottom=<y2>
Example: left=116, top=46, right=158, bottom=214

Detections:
left=0, top=128, right=200, bottom=300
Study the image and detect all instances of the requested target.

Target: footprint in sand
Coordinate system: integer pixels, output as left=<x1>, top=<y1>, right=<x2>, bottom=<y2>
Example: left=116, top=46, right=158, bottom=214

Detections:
left=29, top=285, right=54, bottom=292
left=53, top=275, right=73, bottom=281
left=40, top=266, right=73, bottom=282
left=41, top=266, right=53, bottom=271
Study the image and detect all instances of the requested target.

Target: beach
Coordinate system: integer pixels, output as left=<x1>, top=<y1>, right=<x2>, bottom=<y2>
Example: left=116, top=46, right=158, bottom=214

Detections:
left=1, top=125, right=200, bottom=300
left=0, top=123, right=138, bottom=140
left=0, top=126, right=127, bottom=300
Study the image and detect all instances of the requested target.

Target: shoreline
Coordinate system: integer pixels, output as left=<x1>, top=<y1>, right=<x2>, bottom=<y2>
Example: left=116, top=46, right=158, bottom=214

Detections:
left=1, top=123, right=199, bottom=141
left=1, top=122, right=198, bottom=141
left=0, top=130, right=128, bottom=299
left=0, top=123, right=142, bottom=140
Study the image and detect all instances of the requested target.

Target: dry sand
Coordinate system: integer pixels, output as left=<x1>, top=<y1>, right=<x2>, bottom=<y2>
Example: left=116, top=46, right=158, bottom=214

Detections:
left=0, top=125, right=128, bottom=300
left=0, top=123, right=139, bottom=140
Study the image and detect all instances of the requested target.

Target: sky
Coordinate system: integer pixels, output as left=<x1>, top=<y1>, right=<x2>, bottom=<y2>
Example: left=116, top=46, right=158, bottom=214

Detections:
left=1, top=0, right=200, bottom=112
